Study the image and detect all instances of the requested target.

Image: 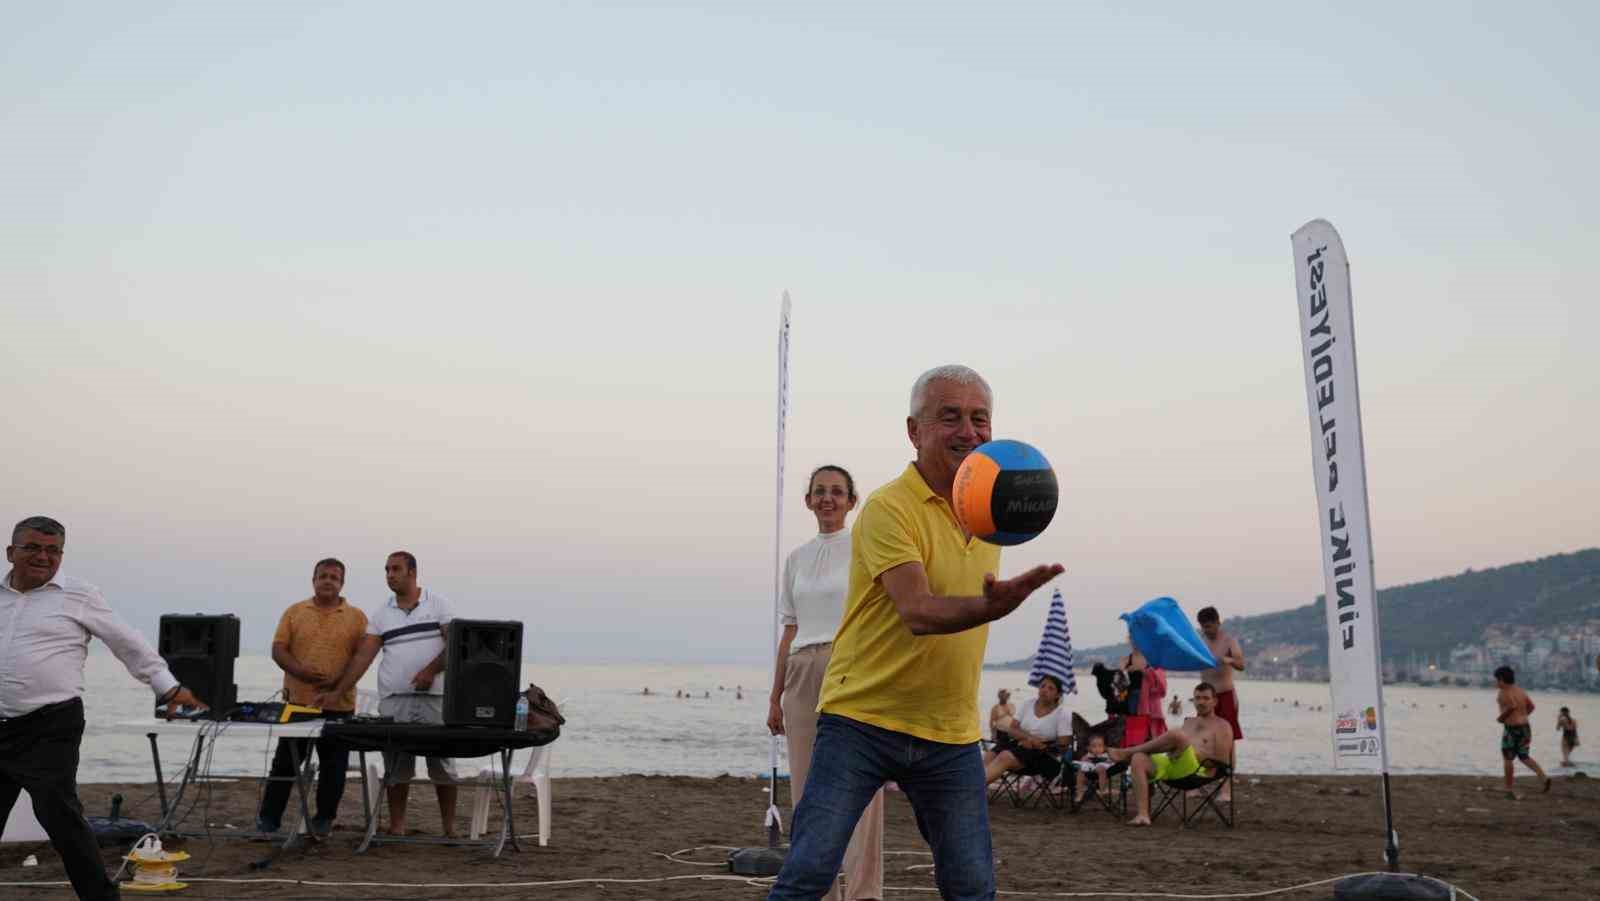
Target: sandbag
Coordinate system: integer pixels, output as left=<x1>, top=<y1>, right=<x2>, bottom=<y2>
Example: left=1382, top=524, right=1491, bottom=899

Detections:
left=1332, top=873, right=1453, bottom=900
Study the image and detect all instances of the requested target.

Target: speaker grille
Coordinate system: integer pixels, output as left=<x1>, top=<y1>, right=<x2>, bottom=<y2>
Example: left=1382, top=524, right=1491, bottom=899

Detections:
left=442, top=619, right=523, bottom=727
left=157, top=614, right=240, bottom=719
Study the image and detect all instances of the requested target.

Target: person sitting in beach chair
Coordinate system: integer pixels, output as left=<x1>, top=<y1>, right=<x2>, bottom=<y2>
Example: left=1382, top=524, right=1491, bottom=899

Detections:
left=1108, top=681, right=1234, bottom=827
left=1071, top=731, right=1115, bottom=806
left=1065, top=714, right=1128, bottom=815
left=982, top=688, right=1017, bottom=768
left=985, top=675, right=1070, bottom=805
left=1147, top=756, right=1233, bottom=827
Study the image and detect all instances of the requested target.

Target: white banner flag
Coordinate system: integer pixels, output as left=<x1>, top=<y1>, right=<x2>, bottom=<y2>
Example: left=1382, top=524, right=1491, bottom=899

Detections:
left=769, top=291, right=791, bottom=774
left=1291, top=220, right=1390, bottom=773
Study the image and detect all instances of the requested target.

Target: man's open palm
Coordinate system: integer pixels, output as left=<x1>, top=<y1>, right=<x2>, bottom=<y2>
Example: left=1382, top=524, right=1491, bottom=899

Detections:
left=983, top=563, right=1065, bottom=606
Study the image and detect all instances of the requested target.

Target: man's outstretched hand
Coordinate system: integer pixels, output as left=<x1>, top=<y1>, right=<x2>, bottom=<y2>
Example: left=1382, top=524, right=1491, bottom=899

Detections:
left=162, top=687, right=208, bottom=720
left=982, top=563, right=1065, bottom=617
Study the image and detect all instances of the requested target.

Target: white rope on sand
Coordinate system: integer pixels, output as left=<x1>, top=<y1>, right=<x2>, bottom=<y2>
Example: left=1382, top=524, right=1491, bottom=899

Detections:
left=875, top=873, right=1478, bottom=900
left=656, top=844, right=938, bottom=868
left=649, top=848, right=1478, bottom=900
left=0, top=874, right=1483, bottom=899
left=0, top=874, right=777, bottom=890
left=0, top=854, right=1480, bottom=900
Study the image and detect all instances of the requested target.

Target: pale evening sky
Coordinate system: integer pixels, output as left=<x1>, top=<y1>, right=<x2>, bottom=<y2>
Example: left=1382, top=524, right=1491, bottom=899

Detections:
left=4, top=2, right=1596, bottom=664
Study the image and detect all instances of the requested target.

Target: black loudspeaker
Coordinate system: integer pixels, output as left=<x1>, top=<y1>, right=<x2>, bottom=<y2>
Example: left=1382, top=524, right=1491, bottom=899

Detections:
left=157, top=614, right=240, bottom=720
left=442, top=619, right=523, bottom=728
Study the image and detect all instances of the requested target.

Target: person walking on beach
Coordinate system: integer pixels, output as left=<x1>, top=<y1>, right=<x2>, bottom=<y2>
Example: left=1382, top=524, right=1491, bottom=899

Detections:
left=1493, top=665, right=1551, bottom=798
left=1, top=516, right=206, bottom=900
left=1555, top=707, right=1578, bottom=767
left=255, top=558, right=366, bottom=836
left=767, top=365, right=1064, bottom=901
left=1197, top=606, right=1244, bottom=800
left=322, top=551, right=460, bottom=837
left=767, top=464, right=885, bottom=901
left=1108, top=681, right=1234, bottom=827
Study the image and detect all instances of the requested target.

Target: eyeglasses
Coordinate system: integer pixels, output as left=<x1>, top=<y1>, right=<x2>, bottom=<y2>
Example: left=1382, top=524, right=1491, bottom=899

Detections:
left=13, top=543, right=64, bottom=558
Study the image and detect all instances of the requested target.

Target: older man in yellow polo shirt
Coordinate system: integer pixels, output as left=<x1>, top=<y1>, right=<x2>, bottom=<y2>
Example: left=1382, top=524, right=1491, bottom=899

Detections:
left=768, top=364, right=1064, bottom=901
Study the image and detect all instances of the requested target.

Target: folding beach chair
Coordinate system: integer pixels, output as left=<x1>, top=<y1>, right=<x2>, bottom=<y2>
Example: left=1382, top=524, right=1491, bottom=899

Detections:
left=1150, top=759, right=1233, bottom=827
left=1019, top=746, right=1072, bottom=809
left=983, top=739, right=1011, bottom=803
left=1067, top=757, right=1129, bottom=816
left=987, top=740, right=1070, bottom=809
left=1063, top=716, right=1129, bottom=818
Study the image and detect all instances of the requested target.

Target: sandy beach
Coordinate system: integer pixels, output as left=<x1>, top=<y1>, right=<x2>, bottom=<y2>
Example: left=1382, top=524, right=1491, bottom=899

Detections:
left=2, top=773, right=1595, bottom=899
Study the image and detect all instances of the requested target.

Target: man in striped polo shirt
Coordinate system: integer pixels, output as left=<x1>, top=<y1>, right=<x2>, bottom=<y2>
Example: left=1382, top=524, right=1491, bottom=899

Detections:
left=323, top=550, right=459, bottom=837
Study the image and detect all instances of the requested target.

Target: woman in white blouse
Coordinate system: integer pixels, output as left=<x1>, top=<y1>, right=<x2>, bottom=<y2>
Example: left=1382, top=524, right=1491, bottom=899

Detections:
left=766, top=465, right=884, bottom=901
left=983, top=675, right=1070, bottom=786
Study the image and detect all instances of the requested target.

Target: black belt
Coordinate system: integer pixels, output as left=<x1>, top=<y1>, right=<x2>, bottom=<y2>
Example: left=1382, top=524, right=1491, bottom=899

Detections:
left=0, top=697, right=82, bottom=726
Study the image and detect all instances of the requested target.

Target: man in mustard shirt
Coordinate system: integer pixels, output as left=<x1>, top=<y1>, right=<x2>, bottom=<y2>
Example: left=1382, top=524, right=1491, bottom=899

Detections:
left=768, top=365, right=1064, bottom=901
left=254, top=558, right=368, bottom=836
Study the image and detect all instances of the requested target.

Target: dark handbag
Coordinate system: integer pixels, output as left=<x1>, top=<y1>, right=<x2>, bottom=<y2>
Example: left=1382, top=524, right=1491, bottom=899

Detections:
left=1091, top=663, right=1140, bottom=716
left=522, top=683, right=565, bottom=734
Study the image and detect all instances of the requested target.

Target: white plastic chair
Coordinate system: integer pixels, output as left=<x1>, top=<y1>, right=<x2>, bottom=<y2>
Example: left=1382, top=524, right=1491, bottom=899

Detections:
left=469, top=743, right=553, bottom=847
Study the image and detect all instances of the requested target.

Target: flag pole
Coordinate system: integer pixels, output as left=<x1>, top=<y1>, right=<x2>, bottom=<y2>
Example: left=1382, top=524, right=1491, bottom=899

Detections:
left=768, top=291, right=791, bottom=846
left=730, top=291, right=791, bottom=877
left=1294, top=223, right=1439, bottom=899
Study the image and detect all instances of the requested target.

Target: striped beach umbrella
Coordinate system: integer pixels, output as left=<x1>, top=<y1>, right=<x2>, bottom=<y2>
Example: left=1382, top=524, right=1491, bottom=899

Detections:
left=1027, top=588, right=1077, bottom=694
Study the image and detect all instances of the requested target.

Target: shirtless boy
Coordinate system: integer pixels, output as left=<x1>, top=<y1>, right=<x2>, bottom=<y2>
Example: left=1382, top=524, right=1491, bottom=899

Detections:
left=1109, top=681, right=1234, bottom=826
left=1494, top=665, right=1551, bottom=798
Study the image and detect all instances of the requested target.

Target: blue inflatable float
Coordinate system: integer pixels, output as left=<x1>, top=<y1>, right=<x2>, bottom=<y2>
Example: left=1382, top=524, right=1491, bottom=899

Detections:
left=1119, top=597, right=1217, bottom=672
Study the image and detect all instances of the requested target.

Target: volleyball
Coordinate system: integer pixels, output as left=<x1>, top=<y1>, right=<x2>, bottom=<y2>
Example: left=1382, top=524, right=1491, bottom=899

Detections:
left=952, top=439, right=1058, bottom=546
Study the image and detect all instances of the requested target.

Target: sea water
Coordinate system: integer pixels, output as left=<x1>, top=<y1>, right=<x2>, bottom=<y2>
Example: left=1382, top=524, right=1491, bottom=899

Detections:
left=77, top=649, right=1598, bottom=784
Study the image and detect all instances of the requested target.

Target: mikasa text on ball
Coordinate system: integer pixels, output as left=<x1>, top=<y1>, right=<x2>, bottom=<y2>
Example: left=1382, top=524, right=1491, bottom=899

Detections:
left=951, top=439, right=1058, bottom=546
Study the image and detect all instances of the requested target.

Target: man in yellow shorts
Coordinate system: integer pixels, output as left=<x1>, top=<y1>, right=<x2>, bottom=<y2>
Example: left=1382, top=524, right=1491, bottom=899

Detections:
left=1110, top=681, right=1234, bottom=826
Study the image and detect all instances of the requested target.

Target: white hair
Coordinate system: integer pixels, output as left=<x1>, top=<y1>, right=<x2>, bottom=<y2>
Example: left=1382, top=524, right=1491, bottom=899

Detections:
left=909, top=364, right=992, bottom=417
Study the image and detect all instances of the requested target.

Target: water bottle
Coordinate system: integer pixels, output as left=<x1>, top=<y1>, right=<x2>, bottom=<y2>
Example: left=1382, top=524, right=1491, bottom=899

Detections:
left=515, top=695, right=529, bottom=731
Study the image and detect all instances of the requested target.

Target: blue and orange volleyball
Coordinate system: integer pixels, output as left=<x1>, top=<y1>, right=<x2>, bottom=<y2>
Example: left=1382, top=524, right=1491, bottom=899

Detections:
left=952, top=440, right=1059, bottom=546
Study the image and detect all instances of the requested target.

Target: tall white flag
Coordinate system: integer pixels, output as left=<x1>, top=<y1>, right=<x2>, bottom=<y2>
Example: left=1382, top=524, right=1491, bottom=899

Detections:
left=1292, top=220, right=1390, bottom=773
left=769, top=291, right=791, bottom=778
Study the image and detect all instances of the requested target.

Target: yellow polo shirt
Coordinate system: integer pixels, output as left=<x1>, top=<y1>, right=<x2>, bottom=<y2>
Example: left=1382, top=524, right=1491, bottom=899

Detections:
left=818, top=464, right=1002, bottom=744
left=273, top=598, right=368, bottom=710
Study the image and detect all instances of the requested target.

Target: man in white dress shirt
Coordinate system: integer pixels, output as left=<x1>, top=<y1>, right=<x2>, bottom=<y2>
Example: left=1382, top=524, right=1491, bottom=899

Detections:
left=0, top=516, right=205, bottom=900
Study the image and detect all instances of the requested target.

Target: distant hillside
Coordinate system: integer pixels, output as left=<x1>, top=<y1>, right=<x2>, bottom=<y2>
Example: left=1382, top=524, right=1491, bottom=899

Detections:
left=991, top=548, right=1600, bottom=672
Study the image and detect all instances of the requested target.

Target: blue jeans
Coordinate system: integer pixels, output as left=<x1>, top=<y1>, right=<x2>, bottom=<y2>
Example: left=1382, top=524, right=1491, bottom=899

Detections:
left=768, top=714, right=993, bottom=901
